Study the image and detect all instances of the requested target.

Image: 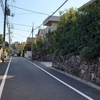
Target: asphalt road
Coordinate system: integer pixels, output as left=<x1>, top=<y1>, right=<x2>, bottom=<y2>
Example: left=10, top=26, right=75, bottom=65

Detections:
left=0, top=57, right=100, bottom=100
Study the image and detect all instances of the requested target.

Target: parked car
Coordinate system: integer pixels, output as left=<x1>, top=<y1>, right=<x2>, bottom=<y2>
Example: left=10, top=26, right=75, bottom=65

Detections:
left=14, top=54, right=17, bottom=57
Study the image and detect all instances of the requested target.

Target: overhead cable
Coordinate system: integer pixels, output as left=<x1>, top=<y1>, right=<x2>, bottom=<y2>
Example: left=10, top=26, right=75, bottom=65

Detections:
left=10, top=23, right=45, bottom=28
left=8, top=4, right=50, bottom=15
left=13, top=28, right=30, bottom=32
left=14, top=33, right=27, bottom=38
left=10, top=23, right=32, bottom=27
left=34, top=0, right=68, bottom=30
left=34, top=0, right=52, bottom=22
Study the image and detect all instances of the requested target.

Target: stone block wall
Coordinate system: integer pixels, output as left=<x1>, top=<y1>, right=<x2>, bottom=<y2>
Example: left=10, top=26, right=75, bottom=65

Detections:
left=52, top=55, right=100, bottom=84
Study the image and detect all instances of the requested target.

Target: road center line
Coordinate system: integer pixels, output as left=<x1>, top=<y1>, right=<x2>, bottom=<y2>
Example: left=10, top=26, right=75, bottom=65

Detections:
left=0, top=57, right=12, bottom=99
left=26, top=59, right=94, bottom=100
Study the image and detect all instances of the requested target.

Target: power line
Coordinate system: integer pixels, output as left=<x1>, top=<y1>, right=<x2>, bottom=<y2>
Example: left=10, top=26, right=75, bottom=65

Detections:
left=13, top=13, right=38, bottom=15
left=0, top=0, right=4, bottom=13
left=13, top=28, right=30, bottom=32
left=28, top=0, right=68, bottom=38
left=10, top=23, right=32, bottom=27
left=10, top=23, right=45, bottom=28
left=28, top=32, right=32, bottom=37
left=34, top=0, right=52, bottom=22
left=12, top=36, right=23, bottom=41
left=29, top=0, right=68, bottom=37
left=8, top=4, right=50, bottom=16
left=13, top=33, right=27, bottom=38
left=34, top=0, right=68, bottom=30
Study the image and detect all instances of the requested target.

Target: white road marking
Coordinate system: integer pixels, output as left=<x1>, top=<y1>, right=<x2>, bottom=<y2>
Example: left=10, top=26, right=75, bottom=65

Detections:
left=0, top=58, right=12, bottom=99
left=26, top=59, right=94, bottom=100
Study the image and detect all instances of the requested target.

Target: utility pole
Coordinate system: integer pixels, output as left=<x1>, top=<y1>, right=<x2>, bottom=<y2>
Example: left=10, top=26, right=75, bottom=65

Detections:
left=2, top=0, right=7, bottom=62
left=9, top=25, right=11, bottom=57
left=3, top=0, right=7, bottom=47
left=31, top=22, right=34, bottom=60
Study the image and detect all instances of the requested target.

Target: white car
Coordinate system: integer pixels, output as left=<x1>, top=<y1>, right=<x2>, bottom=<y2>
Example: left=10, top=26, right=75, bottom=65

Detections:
left=14, top=54, right=17, bottom=57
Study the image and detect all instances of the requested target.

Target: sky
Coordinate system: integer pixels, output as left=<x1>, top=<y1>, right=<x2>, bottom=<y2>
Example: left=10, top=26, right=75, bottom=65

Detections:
left=0, top=0, right=90, bottom=43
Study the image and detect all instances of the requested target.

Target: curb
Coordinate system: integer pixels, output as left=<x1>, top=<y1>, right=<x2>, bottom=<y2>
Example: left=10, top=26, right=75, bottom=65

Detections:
left=50, top=66, right=100, bottom=91
left=27, top=60, right=100, bottom=91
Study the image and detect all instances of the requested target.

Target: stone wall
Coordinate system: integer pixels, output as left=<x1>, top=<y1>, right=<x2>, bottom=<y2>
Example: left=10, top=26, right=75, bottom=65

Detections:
left=32, top=52, right=52, bottom=61
left=32, top=51, right=100, bottom=84
left=52, top=54, right=100, bottom=84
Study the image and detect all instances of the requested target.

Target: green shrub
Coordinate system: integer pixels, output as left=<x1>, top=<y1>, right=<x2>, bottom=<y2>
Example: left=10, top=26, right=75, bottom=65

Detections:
left=68, top=52, right=76, bottom=56
left=80, top=47, right=96, bottom=61
left=59, top=49, right=67, bottom=56
left=54, top=49, right=59, bottom=56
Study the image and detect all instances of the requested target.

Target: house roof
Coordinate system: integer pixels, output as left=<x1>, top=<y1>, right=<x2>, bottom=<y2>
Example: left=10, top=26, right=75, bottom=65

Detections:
left=78, top=0, right=97, bottom=10
left=43, top=16, right=60, bottom=26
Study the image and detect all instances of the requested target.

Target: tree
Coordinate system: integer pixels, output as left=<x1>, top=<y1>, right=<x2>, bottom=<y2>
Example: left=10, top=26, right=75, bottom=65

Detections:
left=45, top=30, right=57, bottom=53
left=45, top=3, right=100, bottom=60
left=54, top=8, right=79, bottom=54
left=17, top=42, right=26, bottom=51
left=33, top=37, right=44, bottom=52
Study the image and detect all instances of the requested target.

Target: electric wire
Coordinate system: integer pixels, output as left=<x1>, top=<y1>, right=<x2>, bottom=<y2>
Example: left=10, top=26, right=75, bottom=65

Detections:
left=34, top=0, right=68, bottom=30
left=28, top=0, right=68, bottom=37
left=13, top=28, right=30, bottom=32
left=34, top=0, right=52, bottom=23
left=13, top=33, right=27, bottom=38
left=12, top=36, right=24, bottom=42
left=10, top=23, right=45, bottom=28
left=8, top=4, right=50, bottom=16
left=10, top=23, right=32, bottom=27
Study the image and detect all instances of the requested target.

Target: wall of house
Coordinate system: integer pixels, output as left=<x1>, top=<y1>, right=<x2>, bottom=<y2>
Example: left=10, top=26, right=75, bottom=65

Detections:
left=25, top=51, right=32, bottom=58
left=45, top=23, right=57, bottom=33
left=51, top=22, right=57, bottom=27
left=0, top=49, right=2, bottom=62
left=0, top=48, right=6, bottom=62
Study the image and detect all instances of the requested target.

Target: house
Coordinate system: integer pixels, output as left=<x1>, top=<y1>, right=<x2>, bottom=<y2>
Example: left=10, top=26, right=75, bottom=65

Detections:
left=78, top=0, right=97, bottom=10
left=43, top=16, right=60, bottom=33
left=37, top=29, right=45, bottom=40
left=37, top=16, right=60, bottom=39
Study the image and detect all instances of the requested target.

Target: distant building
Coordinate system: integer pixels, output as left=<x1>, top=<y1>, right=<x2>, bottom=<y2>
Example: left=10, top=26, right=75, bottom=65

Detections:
left=26, top=37, right=35, bottom=44
left=14, top=42, right=20, bottom=48
left=36, top=29, right=45, bottom=39
left=25, top=37, right=35, bottom=58
left=37, top=29, right=45, bottom=39
left=26, top=37, right=36, bottom=51
left=11, top=42, right=20, bottom=54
